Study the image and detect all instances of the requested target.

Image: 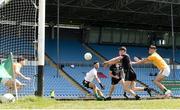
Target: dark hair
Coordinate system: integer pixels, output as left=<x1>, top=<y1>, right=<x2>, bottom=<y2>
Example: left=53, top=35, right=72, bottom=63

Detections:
left=17, top=56, right=25, bottom=63
left=119, top=46, right=127, bottom=52
left=149, top=45, right=157, bottom=49
left=93, top=61, right=99, bottom=65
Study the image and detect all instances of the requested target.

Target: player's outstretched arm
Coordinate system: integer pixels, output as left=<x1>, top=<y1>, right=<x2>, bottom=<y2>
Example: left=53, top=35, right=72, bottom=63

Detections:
left=16, top=71, right=31, bottom=80
left=104, top=56, right=123, bottom=66
left=132, top=58, right=149, bottom=65
left=95, top=74, right=105, bottom=90
left=14, top=65, right=31, bottom=80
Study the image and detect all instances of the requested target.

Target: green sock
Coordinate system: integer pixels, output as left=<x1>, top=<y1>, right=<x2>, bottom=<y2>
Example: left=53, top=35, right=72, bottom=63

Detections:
left=94, top=93, right=99, bottom=98
left=163, top=89, right=167, bottom=94
left=99, top=96, right=105, bottom=99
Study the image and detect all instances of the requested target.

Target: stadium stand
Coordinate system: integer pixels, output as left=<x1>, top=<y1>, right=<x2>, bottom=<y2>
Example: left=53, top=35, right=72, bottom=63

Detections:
left=43, top=65, right=86, bottom=98
left=45, top=37, right=99, bottom=62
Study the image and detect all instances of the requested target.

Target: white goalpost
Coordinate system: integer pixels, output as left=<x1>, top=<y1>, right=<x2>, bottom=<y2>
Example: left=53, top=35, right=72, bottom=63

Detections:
left=37, top=0, right=45, bottom=96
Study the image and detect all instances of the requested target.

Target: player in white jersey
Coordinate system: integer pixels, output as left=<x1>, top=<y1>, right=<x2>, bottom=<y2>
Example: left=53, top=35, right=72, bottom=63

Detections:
left=82, top=62, right=105, bottom=100
left=0, top=56, right=31, bottom=92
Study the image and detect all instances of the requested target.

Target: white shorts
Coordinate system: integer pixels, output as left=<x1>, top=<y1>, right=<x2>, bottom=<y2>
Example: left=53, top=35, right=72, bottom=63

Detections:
left=159, top=66, right=170, bottom=77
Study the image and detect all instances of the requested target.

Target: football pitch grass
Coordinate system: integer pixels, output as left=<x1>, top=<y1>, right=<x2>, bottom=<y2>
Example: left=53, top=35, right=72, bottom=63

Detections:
left=1, top=96, right=180, bottom=109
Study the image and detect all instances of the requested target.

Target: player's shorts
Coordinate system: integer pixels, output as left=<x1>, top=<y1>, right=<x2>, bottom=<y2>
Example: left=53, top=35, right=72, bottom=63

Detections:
left=159, top=66, right=170, bottom=77
left=83, top=80, right=92, bottom=89
left=111, top=77, right=122, bottom=85
left=124, top=69, right=136, bottom=81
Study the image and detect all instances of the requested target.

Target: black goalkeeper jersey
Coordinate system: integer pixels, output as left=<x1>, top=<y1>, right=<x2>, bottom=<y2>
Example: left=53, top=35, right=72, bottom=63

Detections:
left=110, top=63, right=123, bottom=77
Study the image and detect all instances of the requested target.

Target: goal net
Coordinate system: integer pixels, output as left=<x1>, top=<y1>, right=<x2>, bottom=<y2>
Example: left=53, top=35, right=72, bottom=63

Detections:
left=0, top=0, right=37, bottom=96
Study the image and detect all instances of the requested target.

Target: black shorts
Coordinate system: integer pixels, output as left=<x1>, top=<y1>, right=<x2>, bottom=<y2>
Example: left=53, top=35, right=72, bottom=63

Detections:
left=82, top=80, right=92, bottom=89
left=111, top=77, right=121, bottom=85
left=124, top=69, right=137, bottom=81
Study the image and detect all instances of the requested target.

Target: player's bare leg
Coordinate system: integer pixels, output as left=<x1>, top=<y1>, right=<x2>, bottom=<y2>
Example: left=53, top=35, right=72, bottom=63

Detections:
left=153, top=73, right=171, bottom=97
left=5, top=80, right=25, bottom=95
left=124, top=81, right=140, bottom=100
left=131, top=81, right=144, bottom=91
left=154, top=74, right=166, bottom=91
left=97, top=89, right=104, bottom=98
left=119, top=79, right=129, bottom=99
left=130, top=81, right=152, bottom=96
left=106, top=85, right=115, bottom=100
left=89, top=83, right=98, bottom=95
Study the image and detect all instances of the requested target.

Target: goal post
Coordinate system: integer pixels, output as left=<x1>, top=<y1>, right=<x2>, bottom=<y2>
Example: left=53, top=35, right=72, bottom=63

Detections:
left=37, top=0, right=45, bottom=96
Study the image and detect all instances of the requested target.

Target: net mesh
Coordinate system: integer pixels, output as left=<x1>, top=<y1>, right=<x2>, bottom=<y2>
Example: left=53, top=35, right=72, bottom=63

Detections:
left=0, top=0, right=37, bottom=95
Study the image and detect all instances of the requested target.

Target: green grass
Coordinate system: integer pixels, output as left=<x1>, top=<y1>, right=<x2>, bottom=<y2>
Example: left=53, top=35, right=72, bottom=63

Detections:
left=1, top=96, right=180, bottom=109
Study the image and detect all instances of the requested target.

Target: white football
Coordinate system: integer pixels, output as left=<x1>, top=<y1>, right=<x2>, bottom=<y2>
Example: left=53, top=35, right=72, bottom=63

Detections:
left=0, top=93, right=15, bottom=103
left=84, top=52, right=92, bottom=61
left=0, top=0, right=11, bottom=5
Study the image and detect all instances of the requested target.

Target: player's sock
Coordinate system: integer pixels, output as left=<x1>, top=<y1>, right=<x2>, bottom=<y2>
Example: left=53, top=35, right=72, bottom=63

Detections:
left=144, top=87, right=148, bottom=91
left=106, top=96, right=111, bottom=100
left=163, top=88, right=168, bottom=94
left=135, top=95, right=141, bottom=100
left=144, top=87, right=152, bottom=97
left=123, top=92, right=129, bottom=99
left=96, top=96, right=105, bottom=101
left=99, top=96, right=105, bottom=99
left=94, top=93, right=99, bottom=99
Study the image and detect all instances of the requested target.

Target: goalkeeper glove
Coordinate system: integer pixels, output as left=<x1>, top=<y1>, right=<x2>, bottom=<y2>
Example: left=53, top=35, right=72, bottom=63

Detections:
left=99, top=83, right=105, bottom=90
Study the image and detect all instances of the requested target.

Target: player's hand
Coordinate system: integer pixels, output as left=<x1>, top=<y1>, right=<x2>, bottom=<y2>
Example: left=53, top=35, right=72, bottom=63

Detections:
left=99, top=83, right=105, bottom=90
left=100, top=85, right=105, bottom=90
left=25, top=77, right=31, bottom=81
left=103, top=62, right=109, bottom=68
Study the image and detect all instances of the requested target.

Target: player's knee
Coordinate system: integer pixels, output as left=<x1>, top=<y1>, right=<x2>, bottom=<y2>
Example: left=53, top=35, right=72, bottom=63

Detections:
left=153, top=79, right=159, bottom=84
left=91, top=84, right=96, bottom=89
left=124, top=86, right=129, bottom=92
left=111, top=85, right=115, bottom=89
left=18, top=85, right=23, bottom=89
left=153, top=80, right=156, bottom=83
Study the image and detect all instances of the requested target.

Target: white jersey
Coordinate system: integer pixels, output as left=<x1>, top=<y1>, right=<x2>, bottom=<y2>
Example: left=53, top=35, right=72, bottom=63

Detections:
left=84, top=68, right=98, bottom=82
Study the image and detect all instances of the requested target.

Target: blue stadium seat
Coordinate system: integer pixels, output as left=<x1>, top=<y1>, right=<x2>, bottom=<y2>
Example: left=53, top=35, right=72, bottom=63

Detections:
left=45, top=38, right=99, bottom=62
left=43, top=65, right=86, bottom=98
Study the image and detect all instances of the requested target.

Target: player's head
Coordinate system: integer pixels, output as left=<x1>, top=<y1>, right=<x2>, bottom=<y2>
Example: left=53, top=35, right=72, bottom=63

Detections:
left=93, top=61, right=99, bottom=69
left=17, top=56, right=25, bottom=65
left=119, top=46, right=127, bottom=55
left=149, top=45, right=157, bottom=54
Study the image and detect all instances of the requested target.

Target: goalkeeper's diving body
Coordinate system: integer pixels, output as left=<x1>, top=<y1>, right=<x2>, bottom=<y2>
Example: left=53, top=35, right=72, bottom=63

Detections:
left=82, top=62, right=105, bottom=100
left=132, top=45, right=172, bottom=97
left=0, top=57, right=31, bottom=92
